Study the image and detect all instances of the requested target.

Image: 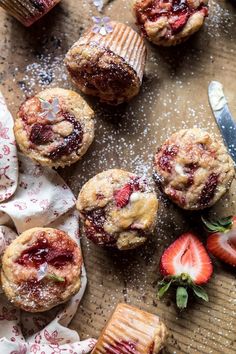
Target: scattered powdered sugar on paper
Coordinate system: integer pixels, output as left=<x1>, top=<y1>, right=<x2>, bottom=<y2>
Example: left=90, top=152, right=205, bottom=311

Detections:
left=18, top=53, right=69, bottom=97
left=206, top=0, right=233, bottom=38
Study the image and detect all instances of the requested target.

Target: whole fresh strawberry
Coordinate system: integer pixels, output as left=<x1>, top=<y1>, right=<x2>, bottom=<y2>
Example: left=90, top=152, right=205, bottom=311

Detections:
left=202, top=216, right=236, bottom=267
left=158, top=232, right=213, bottom=309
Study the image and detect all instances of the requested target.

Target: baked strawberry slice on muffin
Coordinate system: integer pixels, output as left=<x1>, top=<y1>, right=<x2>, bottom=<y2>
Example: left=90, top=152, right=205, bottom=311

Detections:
left=202, top=216, right=236, bottom=267
left=77, top=169, right=159, bottom=250
left=1, top=228, right=82, bottom=312
left=158, top=232, right=213, bottom=309
left=133, top=0, right=209, bottom=46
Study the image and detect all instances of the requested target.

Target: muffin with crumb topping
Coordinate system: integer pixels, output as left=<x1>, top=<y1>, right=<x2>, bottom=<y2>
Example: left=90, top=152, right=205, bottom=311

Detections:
left=14, top=88, right=94, bottom=168
left=154, top=128, right=235, bottom=210
left=77, top=169, right=158, bottom=250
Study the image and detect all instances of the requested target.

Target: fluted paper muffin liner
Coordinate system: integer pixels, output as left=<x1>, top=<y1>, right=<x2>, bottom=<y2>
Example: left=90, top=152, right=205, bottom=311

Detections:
left=77, top=21, right=146, bottom=83
left=92, top=303, right=168, bottom=354
left=0, top=0, right=61, bottom=26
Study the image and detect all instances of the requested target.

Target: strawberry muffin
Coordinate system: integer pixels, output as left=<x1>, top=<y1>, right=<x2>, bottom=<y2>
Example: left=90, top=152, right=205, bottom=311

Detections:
left=133, top=0, right=208, bottom=46
left=14, top=88, right=94, bottom=168
left=154, top=128, right=235, bottom=210
left=65, top=20, right=146, bottom=105
left=77, top=169, right=158, bottom=250
left=92, top=303, right=168, bottom=354
left=0, top=0, right=61, bottom=27
left=1, top=227, right=82, bottom=312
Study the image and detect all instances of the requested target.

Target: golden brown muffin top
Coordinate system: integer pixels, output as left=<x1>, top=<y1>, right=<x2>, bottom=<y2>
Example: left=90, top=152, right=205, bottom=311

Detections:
left=154, top=128, right=235, bottom=210
left=1, top=227, right=82, bottom=312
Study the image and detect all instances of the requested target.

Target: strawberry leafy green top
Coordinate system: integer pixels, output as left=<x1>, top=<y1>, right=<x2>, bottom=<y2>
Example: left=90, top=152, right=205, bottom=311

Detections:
left=158, top=274, right=209, bottom=310
left=158, top=232, right=212, bottom=310
left=202, top=216, right=233, bottom=233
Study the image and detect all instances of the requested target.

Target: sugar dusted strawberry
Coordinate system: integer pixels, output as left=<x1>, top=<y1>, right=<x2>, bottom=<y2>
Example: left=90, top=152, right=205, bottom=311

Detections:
left=114, top=184, right=133, bottom=208
left=203, top=216, right=236, bottom=267
left=158, top=232, right=213, bottom=309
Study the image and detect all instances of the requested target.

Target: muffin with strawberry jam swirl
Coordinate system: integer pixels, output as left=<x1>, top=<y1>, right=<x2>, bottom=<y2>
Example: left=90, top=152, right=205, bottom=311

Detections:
left=133, top=0, right=208, bottom=46
left=1, top=227, right=82, bottom=312
left=77, top=169, right=158, bottom=250
left=14, top=88, right=94, bottom=168
left=154, top=128, right=235, bottom=210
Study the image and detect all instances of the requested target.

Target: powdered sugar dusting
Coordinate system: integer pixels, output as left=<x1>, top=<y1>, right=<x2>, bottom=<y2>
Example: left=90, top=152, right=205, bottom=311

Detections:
left=18, top=53, right=69, bottom=97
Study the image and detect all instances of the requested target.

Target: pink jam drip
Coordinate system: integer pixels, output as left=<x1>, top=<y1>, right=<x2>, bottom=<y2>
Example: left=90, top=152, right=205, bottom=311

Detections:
left=16, top=237, right=74, bottom=268
left=48, top=112, right=83, bottom=160
left=30, top=124, right=54, bottom=145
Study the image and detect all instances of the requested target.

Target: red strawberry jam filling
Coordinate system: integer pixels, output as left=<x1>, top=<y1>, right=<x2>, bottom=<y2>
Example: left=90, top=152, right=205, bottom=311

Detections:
left=19, top=97, right=83, bottom=161
left=156, top=145, right=179, bottom=173
left=16, top=234, right=74, bottom=268
left=83, top=208, right=116, bottom=246
left=29, top=112, right=83, bottom=160
left=105, top=340, right=137, bottom=354
left=30, top=124, right=54, bottom=145
left=135, top=0, right=208, bottom=36
left=198, top=173, right=218, bottom=207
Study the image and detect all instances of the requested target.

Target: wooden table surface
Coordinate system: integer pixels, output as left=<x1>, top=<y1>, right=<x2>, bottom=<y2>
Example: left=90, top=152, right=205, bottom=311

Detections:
left=0, top=0, right=236, bottom=353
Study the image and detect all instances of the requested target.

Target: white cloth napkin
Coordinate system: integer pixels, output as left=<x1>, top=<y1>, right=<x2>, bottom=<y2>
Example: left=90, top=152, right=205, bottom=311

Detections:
left=0, top=92, right=96, bottom=353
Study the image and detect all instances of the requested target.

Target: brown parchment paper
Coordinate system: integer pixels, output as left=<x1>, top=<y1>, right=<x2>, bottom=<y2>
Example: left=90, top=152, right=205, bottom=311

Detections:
left=0, top=0, right=235, bottom=353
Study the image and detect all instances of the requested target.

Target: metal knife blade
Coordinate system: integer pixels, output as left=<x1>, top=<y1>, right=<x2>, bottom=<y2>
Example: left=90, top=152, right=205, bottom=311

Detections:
left=208, top=81, right=236, bottom=164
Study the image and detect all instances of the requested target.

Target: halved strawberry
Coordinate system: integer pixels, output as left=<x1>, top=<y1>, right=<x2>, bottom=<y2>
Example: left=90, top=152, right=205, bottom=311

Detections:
left=158, top=232, right=213, bottom=309
left=202, top=216, right=236, bottom=267
left=114, top=184, right=133, bottom=208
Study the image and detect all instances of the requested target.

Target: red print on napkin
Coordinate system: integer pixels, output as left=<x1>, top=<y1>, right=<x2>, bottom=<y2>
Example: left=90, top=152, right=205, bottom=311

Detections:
left=0, top=93, right=96, bottom=353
